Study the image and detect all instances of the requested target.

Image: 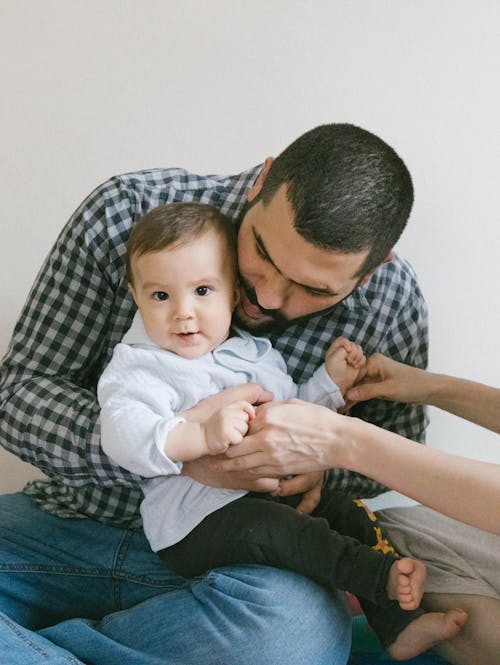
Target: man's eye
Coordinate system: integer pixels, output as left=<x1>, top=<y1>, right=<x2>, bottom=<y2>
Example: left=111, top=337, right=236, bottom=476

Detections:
left=305, top=288, right=329, bottom=297
left=153, top=291, right=169, bottom=301
left=255, top=243, right=268, bottom=261
left=195, top=286, right=211, bottom=296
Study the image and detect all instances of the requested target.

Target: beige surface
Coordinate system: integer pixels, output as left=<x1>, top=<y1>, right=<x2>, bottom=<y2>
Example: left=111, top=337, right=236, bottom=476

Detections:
left=0, top=448, right=46, bottom=494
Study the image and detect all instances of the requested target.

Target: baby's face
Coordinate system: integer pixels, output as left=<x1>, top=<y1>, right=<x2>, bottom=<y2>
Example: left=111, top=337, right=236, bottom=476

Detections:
left=129, top=229, right=238, bottom=359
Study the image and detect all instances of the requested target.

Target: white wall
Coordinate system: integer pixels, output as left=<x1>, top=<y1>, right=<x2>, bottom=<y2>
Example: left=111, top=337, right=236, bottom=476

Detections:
left=1, top=0, right=499, bottom=495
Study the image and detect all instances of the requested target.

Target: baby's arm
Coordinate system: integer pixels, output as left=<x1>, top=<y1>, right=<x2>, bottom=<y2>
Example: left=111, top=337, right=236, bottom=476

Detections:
left=325, top=337, right=365, bottom=396
left=99, top=344, right=254, bottom=475
left=166, top=400, right=255, bottom=461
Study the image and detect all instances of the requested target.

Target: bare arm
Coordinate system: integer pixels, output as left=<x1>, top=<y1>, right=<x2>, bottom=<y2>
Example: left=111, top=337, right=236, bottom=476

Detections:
left=424, top=375, right=500, bottom=433
left=218, top=389, right=500, bottom=534
left=340, top=417, right=500, bottom=535
left=347, top=353, right=500, bottom=434
left=341, top=353, right=500, bottom=533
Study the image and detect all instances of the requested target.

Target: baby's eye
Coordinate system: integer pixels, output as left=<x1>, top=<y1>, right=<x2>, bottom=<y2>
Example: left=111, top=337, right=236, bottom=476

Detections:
left=153, top=291, right=169, bottom=301
left=195, top=286, right=211, bottom=296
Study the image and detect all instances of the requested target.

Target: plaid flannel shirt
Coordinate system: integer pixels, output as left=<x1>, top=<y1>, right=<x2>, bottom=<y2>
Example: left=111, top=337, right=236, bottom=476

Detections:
left=0, top=165, right=428, bottom=527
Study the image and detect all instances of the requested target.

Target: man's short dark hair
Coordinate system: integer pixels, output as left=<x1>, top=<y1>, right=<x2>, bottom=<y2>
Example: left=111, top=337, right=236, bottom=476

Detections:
left=258, top=123, right=414, bottom=277
left=126, top=202, right=236, bottom=285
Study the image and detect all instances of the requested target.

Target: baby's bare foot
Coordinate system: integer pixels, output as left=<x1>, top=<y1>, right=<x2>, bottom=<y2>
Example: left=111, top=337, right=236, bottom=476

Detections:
left=388, top=609, right=468, bottom=661
left=387, top=557, right=426, bottom=610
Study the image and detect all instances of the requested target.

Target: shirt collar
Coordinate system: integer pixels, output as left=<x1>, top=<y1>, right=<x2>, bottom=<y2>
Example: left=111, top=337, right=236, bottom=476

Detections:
left=223, top=163, right=264, bottom=220
left=340, top=283, right=371, bottom=313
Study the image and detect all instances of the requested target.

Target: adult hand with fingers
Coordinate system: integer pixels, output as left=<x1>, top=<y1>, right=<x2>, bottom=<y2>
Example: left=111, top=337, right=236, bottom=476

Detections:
left=220, top=398, right=347, bottom=477
left=346, top=353, right=427, bottom=405
left=274, top=471, right=326, bottom=514
left=182, top=454, right=281, bottom=493
left=181, top=382, right=273, bottom=423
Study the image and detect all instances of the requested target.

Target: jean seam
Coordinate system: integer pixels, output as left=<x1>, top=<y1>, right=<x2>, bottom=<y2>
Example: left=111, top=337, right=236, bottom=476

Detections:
left=0, top=612, right=81, bottom=663
left=111, top=530, right=133, bottom=609
left=0, top=565, right=111, bottom=575
left=0, top=565, right=181, bottom=588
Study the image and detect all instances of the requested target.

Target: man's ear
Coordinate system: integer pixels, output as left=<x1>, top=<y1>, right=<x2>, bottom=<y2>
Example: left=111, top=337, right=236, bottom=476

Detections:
left=233, top=282, right=241, bottom=308
left=357, top=252, right=394, bottom=286
left=246, top=157, right=274, bottom=202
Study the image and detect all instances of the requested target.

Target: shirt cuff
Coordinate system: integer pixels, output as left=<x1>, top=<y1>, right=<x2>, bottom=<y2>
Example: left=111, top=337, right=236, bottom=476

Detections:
left=300, top=364, right=345, bottom=411
left=152, top=416, right=187, bottom=474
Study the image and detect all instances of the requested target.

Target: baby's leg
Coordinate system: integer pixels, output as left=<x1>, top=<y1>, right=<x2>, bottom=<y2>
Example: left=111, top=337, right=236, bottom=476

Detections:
left=387, top=608, right=467, bottom=661
left=423, top=593, right=500, bottom=665
left=367, top=558, right=467, bottom=660
left=360, top=556, right=467, bottom=659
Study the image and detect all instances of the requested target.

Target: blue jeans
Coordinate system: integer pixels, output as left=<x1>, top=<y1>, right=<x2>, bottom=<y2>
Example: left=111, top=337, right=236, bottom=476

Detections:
left=0, top=492, right=351, bottom=664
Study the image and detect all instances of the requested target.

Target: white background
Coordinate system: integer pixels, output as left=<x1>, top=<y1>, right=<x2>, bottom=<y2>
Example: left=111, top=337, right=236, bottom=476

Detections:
left=1, top=1, right=499, bottom=498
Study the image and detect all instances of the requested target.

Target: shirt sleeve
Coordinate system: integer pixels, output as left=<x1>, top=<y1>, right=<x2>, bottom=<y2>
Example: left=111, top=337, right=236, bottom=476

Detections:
left=298, top=364, right=345, bottom=411
left=98, top=345, right=186, bottom=477
left=324, top=284, right=429, bottom=498
left=0, top=179, right=141, bottom=488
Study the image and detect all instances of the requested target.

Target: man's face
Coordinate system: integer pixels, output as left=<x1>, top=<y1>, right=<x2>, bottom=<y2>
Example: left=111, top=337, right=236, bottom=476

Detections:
left=235, top=183, right=370, bottom=332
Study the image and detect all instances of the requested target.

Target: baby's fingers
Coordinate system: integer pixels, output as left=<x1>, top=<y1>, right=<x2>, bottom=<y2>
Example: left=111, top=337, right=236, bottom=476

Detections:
left=228, top=400, right=255, bottom=421
left=225, top=417, right=251, bottom=445
left=345, top=343, right=365, bottom=367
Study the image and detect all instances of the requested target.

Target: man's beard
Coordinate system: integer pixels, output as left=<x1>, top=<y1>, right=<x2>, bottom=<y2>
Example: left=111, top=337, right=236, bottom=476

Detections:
left=234, top=200, right=361, bottom=334
left=234, top=275, right=358, bottom=335
left=233, top=277, right=291, bottom=334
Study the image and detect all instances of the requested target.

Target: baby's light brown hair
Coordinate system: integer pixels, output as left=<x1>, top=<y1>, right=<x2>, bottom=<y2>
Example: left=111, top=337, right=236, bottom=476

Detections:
left=126, top=202, right=238, bottom=287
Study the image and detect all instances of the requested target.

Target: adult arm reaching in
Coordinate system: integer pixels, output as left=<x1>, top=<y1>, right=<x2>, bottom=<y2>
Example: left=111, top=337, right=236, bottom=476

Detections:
left=218, top=355, right=500, bottom=535
left=347, top=353, right=500, bottom=434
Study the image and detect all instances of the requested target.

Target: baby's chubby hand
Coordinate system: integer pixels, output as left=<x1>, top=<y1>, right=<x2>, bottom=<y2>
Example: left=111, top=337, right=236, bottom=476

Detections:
left=325, top=337, right=366, bottom=396
left=203, top=400, right=255, bottom=454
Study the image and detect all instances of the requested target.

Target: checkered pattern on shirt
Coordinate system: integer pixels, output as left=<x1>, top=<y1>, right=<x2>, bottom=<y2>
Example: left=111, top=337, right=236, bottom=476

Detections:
left=0, top=165, right=428, bottom=527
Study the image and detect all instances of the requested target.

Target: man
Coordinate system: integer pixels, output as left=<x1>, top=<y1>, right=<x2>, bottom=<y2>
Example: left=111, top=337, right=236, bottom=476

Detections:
left=0, top=124, right=427, bottom=664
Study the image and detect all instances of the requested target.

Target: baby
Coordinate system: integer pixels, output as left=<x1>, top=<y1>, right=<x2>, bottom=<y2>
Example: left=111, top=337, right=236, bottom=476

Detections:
left=98, top=201, right=465, bottom=660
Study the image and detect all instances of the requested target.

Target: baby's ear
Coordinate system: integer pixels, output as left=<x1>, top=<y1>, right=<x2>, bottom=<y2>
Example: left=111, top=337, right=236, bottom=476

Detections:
left=128, top=282, right=138, bottom=305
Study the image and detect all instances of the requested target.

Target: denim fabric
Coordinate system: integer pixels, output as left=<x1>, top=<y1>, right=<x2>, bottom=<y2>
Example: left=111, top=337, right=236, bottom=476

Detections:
left=0, top=493, right=351, bottom=664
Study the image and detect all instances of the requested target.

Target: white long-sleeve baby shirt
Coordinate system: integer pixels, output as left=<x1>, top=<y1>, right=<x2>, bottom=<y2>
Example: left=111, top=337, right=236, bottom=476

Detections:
left=98, top=312, right=344, bottom=551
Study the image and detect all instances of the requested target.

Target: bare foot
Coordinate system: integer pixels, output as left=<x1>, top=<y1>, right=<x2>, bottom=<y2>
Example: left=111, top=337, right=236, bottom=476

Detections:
left=388, top=609, right=468, bottom=661
left=387, top=557, right=426, bottom=610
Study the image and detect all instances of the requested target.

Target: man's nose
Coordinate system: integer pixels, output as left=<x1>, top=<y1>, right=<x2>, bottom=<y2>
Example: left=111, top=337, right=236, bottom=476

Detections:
left=254, top=272, right=289, bottom=311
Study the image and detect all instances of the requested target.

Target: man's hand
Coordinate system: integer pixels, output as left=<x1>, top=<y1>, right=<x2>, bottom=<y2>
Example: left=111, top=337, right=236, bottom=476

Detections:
left=182, top=455, right=280, bottom=493
left=180, top=383, right=273, bottom=423
left=273, top=471, right=325, bottom=514
left=184, top=396, right=346, bottom=494
left=218, top=399, right=341, bottom=477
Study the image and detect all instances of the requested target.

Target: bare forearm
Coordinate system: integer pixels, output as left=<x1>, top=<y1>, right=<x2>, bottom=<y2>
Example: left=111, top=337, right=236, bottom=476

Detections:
left=168, top=399, right=252, bottom=461
left=166, top=421, right=209, bottom=461
left=341, top=418, right=500, bottom=534
left=424, top=374, right=500, bottom=434
left=349, top=355, right=500, bottom=434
